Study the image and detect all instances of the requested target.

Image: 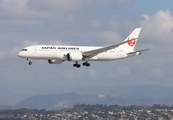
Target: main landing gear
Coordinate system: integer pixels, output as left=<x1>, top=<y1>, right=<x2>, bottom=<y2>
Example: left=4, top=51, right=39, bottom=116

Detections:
left=83, top=62, right=90, bottom=67
left=73, top=62, right=81, bottom=68
left=73, top=61, right=90, bottom=68
left=27, top=59, right=32, bottom=65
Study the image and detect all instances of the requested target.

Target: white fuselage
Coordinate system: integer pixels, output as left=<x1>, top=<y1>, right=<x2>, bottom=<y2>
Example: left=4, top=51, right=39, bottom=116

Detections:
left=18, top=45, right=131, bottom=61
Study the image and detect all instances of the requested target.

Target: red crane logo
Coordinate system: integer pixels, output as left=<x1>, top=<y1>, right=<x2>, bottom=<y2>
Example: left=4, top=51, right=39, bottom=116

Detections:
left=128, top=37, right=136, bottom=46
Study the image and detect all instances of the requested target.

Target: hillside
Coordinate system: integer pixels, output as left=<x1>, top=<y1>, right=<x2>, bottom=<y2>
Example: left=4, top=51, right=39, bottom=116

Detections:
left=12, top=85, right=173, bottom=110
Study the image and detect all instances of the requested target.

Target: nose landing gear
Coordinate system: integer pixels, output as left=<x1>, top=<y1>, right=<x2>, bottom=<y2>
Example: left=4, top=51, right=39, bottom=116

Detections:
left=27, top=59, right=32, bottom=65
left=28, top=61, right=32, bottom=65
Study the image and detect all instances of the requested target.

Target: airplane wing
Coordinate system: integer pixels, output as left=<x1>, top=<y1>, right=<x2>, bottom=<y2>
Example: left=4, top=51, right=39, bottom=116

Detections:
left=82, top=40, right=132, bottom=58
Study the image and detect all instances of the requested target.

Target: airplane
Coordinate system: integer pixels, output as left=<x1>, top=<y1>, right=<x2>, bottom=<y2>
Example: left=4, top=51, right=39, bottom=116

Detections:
left=18, top=28, right=149, bottom=68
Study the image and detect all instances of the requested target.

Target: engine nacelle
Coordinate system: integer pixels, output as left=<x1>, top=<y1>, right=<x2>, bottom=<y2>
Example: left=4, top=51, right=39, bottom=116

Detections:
left=66, top=52, right=83, bottom=61
left=48, top=59, right=63, bottom=64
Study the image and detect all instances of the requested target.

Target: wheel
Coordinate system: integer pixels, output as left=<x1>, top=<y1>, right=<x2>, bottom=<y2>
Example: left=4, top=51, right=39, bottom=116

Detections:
left=77, top=64, right=81, bottom=68
left=86, top=63, right=90, bottom=67
left=29, top=61, right=32, bottom=65
left=73, top=64, right=77, bottom=67
left=83, top=62, right=86, bottom=66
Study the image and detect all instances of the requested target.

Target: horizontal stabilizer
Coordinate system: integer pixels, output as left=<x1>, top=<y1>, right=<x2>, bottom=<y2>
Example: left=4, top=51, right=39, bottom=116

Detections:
left=127, top=49, right=150, bottom=55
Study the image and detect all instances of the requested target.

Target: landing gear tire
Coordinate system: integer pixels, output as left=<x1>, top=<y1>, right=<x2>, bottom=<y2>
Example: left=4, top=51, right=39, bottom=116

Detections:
left=73, top=63, right=81, bottom=68
left=83, top=62, right=86, bottom=66
left=86, top=63, right=90, bottom=67
left=28, top=61, right=32, bottom=65
left=73, top=64, right=76, bottom=67
left=83, top=62, right=90, bottom=67
left=77, top=64, right=81, bottom=68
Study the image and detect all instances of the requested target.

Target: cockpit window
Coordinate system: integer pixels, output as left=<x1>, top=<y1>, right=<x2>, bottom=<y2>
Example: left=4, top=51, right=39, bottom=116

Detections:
left=21, top=49, right=27, bottom=51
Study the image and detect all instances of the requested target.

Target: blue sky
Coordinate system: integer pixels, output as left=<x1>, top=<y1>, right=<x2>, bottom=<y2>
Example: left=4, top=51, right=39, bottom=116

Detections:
left=0, top=0, right=173, bottom=105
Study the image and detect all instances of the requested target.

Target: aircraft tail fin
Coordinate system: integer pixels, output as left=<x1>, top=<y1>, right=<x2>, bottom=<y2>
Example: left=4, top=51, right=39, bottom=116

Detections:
left=119, top=28, right=141, bottom=52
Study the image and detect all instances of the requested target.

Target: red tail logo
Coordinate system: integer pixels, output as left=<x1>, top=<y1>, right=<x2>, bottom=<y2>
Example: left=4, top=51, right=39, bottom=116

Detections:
left=128, top=37, right=136, bottom=46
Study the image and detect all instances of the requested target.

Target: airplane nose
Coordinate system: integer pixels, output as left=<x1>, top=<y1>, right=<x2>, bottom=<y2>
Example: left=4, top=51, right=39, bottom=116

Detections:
left=18, top=52, right=22, bottom=57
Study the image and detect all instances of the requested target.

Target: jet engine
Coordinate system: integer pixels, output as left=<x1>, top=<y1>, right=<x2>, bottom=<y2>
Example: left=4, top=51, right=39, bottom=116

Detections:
left=48, top=59, right=63, bottom=64
left=66, top=52, right=83, bottom=61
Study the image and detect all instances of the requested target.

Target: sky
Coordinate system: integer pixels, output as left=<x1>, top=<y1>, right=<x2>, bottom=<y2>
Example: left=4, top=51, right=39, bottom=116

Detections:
left=0, top=0, right=173, bottom=105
